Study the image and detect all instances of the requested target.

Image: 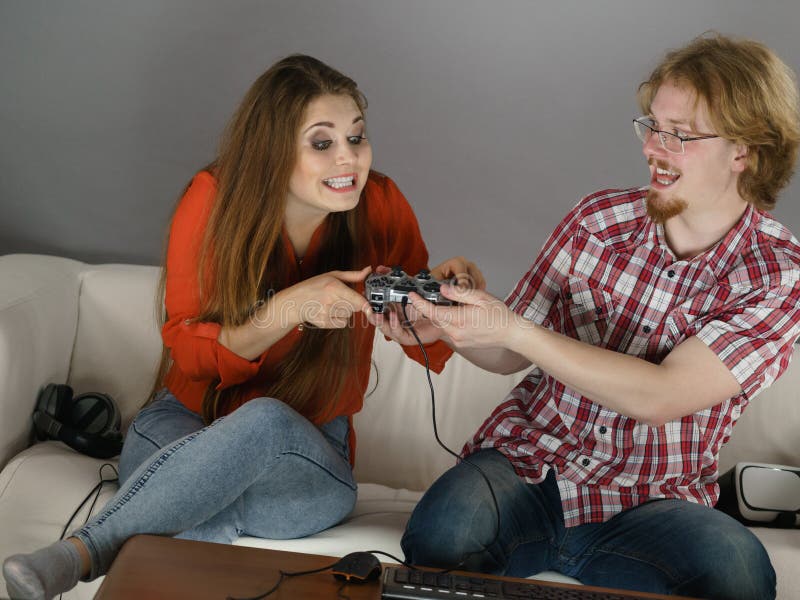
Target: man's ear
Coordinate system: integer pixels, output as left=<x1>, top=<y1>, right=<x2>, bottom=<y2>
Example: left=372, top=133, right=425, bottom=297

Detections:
left=731, top=144, right=749, bottom=173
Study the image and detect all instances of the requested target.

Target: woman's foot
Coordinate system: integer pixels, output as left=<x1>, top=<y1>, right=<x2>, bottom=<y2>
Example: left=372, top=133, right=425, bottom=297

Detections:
left=2, top=539, right=84, bottom=600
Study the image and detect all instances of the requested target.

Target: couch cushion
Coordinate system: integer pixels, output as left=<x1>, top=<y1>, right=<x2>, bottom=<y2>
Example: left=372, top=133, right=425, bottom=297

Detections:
left=67, top=264, right=163, bottom=430
left=0, top=254, right=84, bottom=468
left=354, top=335, right=525, bottom=491
left=718, top=354, right=800, bottom=474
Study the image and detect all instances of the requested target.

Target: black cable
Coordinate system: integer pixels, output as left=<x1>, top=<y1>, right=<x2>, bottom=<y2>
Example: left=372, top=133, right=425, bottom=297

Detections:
left=226, top=560, right=341, bottom=600
left=362, top=549, right=412, bottom=566
left=58, top=463, right=119, bottom=600
left=227, top=549, right=417, bottom=599
left=59, top=463, right=119, bottom=541
left=399, top=298, right=501, bottom=574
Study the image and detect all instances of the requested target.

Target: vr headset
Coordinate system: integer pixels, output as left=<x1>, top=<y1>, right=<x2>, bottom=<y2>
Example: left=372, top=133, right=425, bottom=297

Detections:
left=32, top=383, right=124, bottom=459
left=717, top=462, right=800, bottom=528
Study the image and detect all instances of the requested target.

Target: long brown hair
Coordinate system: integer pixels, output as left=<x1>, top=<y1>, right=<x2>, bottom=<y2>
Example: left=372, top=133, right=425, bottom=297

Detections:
left=150, top=54, right=370, bottom=424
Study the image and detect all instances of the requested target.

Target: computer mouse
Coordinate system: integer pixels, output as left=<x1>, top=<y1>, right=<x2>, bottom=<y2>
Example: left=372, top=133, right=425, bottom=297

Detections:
left=331, top=551, right=382, bottom=583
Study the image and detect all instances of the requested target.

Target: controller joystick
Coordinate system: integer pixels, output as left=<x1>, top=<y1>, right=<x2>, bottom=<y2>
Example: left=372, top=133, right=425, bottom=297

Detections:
left=365, top=268, right=456, bottom=314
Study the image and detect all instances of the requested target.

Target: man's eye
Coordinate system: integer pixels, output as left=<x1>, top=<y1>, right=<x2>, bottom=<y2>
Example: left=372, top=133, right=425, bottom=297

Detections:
left=348, top=135, right=367, bottom=145
left=312, top=140, right=333, bottom=151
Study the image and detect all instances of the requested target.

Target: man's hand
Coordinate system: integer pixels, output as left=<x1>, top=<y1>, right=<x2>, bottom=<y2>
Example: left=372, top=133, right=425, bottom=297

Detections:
left=408, top=284, right=522, bottom=349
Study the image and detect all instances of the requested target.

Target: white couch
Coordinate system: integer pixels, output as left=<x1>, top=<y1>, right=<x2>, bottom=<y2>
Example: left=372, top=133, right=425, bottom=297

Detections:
left=0, top=254, right=798, bottom=599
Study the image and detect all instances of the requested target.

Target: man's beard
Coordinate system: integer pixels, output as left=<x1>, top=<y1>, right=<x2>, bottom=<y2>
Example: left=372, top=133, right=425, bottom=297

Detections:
left=646, top=188, right=688, bottom=224
left=646, top=158, right=688, bottom=224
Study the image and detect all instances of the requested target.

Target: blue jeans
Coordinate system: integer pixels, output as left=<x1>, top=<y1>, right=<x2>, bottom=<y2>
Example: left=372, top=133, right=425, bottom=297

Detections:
left=401, top=449, right=775, bottom=600
left=73, top=391, right=356, bottom=578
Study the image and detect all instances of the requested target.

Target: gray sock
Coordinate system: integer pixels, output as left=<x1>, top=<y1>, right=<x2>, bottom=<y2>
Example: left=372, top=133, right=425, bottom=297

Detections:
left=2, top=540, right=83, bottom=600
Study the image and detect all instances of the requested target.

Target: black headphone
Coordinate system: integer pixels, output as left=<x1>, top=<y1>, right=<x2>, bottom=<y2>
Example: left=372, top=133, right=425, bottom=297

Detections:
left=33, top=384, right=123, bottom=459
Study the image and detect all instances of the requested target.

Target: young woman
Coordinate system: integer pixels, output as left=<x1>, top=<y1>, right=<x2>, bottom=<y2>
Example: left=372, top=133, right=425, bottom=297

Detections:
left=3, top=54, right=477, bottom=600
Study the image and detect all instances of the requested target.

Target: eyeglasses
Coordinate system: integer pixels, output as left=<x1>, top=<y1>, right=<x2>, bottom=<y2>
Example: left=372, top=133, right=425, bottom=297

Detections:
left=632, top=116, right=719, bottom=154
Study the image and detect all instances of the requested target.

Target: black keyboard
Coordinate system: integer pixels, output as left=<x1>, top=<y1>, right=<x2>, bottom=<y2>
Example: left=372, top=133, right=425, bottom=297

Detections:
left=381, top=566, right=658, bottom=599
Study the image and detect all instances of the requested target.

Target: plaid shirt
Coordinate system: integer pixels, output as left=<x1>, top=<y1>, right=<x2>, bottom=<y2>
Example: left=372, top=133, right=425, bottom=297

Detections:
left=465, top=187, right=800, bottom=527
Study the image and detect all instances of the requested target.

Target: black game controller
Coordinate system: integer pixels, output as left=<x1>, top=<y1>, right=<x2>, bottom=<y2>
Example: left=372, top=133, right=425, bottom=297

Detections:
left=365, top=266, right=456, bottom=314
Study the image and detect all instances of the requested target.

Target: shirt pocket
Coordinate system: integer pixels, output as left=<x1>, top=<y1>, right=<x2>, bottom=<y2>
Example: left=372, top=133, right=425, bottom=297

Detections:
left=563, top=276, right=615, bottom=345
left=664, top=305, right=703, bottom=348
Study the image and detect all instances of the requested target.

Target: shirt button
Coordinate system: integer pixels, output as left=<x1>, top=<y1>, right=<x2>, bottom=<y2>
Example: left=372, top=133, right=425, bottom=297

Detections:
left=667, top=270, right=676, bottom=278
left=599, top=426, right=607, bottom=434
left=595, top=307, right=603, bottom=314
left=581, top=458, right=591, bottom=467
left=642, top=325, right=652, bottom=334
left=565, top=292, right=572, bottom=300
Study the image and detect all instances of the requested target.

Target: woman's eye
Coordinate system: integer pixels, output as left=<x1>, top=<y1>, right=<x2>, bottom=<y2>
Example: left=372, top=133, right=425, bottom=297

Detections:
left=347, top=135, right=367, bottom=145
left=673, top=129, right=690, bottom=140
left=312, top=140, right=333, bottom=151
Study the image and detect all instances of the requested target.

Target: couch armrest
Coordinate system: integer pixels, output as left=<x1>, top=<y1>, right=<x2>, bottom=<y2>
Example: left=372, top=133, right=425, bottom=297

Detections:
left=0, top=254, right=85, bottom=469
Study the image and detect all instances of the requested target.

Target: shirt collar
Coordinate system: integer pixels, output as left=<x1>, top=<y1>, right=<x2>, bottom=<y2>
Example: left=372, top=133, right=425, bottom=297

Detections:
left=281, top=218, right=330, bottom=278
left=639, top=200, right=758, bottom=279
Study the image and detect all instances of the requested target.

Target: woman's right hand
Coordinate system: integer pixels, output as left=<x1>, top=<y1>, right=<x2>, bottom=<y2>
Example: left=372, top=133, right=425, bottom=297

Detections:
left=218, top=266, right=372, bottom=361
left=278, top=266, right=372, bottom=329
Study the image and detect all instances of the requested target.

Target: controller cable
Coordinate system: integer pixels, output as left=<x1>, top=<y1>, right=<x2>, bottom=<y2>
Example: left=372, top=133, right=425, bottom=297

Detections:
left=398, top=297, right=502, bottom=574
left=227, top=549, right=410, bottom=600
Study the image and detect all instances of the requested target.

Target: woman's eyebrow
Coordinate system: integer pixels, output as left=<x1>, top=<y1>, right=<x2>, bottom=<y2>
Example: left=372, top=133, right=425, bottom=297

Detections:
left=303, top=116, right=364, bottom=134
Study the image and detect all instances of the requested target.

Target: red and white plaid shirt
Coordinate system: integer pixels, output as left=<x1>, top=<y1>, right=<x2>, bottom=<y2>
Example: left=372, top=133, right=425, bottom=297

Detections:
left=465, top=187, right=800, bottom=527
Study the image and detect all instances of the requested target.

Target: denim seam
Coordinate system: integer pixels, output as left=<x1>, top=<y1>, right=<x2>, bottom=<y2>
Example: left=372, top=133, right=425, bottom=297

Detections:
left=576, top=545, right=683, bottom=583
left=130, top=419, right=170, bottom=453
left=83, top=428, right=206, bottom=531
left=282, top=450, right=356, bottom=491
left=500, top=533, right=553, bottom=575
left=77, top=425, right=210, bottom=575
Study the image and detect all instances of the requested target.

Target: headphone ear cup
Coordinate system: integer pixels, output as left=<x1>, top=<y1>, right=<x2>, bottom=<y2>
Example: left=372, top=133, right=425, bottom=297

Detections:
left=33, top=385, right=124, bottom=458
left=70, top=393, right=121, bottom=438
left=33, top=384, right=74, bottom=441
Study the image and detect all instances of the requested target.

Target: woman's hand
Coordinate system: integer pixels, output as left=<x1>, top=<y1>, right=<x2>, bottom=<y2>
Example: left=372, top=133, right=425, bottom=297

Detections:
left=279, top=266, right=372, bottom=329
left=218, top=267, right=372, bottom=361
left=430, top=256, right=486, bottom=291
left=365, top=298, right=446, bottom=346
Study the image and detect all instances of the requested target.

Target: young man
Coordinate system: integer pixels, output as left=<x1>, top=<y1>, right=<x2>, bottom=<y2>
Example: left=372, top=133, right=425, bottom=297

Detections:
left=373, top=34, right=800, bottom=599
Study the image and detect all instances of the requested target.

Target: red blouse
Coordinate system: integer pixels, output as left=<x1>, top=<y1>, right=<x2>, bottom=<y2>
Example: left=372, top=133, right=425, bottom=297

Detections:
left=161, top=170, right=452, bottom=460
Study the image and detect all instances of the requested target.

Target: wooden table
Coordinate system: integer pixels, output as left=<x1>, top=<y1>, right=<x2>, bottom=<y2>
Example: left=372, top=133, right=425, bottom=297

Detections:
left=94, top=534, right=697, bottom=599
left=94, top=535, right=379, bottom=599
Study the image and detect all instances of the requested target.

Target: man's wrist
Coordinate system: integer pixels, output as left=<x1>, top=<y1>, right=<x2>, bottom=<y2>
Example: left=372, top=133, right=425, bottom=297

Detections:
left=505, top=317, right=540, bottom=358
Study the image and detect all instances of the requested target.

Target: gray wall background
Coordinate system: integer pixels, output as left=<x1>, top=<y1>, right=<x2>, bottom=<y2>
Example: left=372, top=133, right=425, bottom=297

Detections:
left=2, top=0, right=799, bottom=295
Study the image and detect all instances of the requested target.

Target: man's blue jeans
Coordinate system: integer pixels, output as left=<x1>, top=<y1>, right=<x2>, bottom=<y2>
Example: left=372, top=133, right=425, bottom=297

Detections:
left=73, top=392, right=356, bottom=579
left=401, top=449, right=775, bottom=600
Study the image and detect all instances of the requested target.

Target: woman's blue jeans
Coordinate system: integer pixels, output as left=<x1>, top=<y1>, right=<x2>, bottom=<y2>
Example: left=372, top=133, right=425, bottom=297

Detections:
left=401, top=449, right=775, bottom=600
left=73, top=392, right=356, bottom=579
